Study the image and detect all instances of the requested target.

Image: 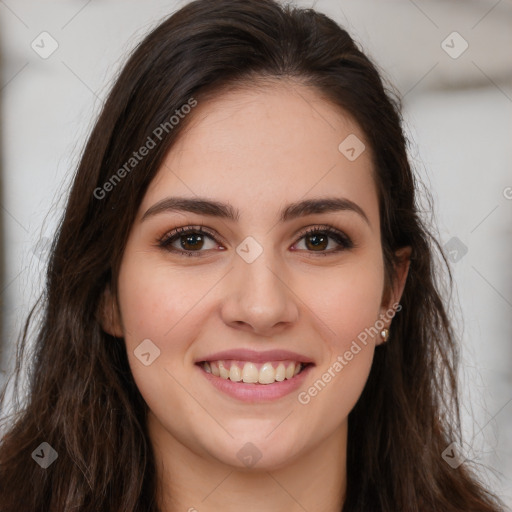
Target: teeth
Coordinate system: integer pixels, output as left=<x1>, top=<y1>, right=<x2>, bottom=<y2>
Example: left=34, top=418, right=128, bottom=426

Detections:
left=229, top=365, right=242, bottom=382
left=210, top=362, right=219, bottom=376
left=201, top=360, right=305, bottom=384
left=242, top=362, right=259, bottom=383
left=218, top=361, right=229, bottom=379
left=258, top=362, right=275, bottom=384
left=275, top=363, right=286, bottom=382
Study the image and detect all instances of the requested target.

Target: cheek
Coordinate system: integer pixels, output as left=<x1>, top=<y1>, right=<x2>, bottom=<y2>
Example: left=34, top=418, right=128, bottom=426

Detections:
left=296, top=342, right=374, bottom=440
left=116, top=257, right=196, bottom=420
left=299, top=252, right=385, bottom=352
left=295, top=280, right=379, bottom=435
left=116, top=249, right=228, bottom=401
left=293, top=254, right=383, bottom=411
left=115, top=255, right=186, bottom=391
left=117, top=253, right=200, bottom=346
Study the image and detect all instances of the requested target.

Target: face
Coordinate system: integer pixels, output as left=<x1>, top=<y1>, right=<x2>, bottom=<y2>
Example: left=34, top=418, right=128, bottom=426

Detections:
left=104, top=81, right=408, bottom=471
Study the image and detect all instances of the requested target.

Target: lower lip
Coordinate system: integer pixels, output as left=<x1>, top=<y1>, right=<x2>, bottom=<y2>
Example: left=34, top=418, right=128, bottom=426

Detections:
left=196, top=364, right=313, bottom=403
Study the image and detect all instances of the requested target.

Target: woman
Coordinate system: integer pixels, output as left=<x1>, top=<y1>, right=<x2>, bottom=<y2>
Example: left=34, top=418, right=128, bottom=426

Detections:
left=0, top=0, right=504, bottom=510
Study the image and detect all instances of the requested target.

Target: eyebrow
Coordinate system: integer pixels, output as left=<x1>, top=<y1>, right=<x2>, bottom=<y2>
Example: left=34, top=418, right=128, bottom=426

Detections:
left=141, top=196, right=370, bottom=226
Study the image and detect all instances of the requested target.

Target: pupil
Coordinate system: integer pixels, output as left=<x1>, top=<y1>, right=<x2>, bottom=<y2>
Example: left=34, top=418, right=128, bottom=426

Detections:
left=307, top=234, right=327, bottom=250
left=182, top=234, right=203, bottom=250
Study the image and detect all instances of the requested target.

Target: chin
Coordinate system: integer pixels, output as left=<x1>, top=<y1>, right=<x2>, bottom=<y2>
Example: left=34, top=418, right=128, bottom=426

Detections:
left=206, top=431, right=307, bottom=472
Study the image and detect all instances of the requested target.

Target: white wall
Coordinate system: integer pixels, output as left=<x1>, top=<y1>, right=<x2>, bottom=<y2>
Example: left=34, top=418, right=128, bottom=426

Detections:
left=1, top=0, right=511, bottom=507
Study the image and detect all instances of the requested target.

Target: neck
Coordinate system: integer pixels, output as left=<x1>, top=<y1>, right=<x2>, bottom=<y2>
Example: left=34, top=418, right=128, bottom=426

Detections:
left=148, top=414, right=347, bottom=512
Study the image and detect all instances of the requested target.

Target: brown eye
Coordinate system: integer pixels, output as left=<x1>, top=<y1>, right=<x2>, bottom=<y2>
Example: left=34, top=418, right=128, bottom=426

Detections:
left=158, top=226, right=218, bottom=256
left=157, top=224, right=354, bottom=258
left=180, top=232, right=206, bottom=251
left=304, top=232, right=329, bottom=251
left=293, top=226, right=353, bottom=254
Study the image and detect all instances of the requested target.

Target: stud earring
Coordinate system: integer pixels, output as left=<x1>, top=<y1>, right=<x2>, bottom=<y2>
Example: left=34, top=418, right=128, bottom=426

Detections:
left=380, top=328, right=390, bottom=342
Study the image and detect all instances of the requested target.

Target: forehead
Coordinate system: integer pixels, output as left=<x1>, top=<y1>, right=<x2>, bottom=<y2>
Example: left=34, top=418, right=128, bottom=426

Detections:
left=142, top=81, right=379, bottom=228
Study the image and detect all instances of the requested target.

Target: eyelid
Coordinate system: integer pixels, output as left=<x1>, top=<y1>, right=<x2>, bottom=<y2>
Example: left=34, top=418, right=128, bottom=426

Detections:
left=159, top=223, right=219, bottom=239
left=157, top=223, right=354, bottom=255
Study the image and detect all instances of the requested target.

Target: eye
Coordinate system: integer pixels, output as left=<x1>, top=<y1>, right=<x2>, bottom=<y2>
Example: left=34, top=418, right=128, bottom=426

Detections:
left=157, top=225, right=220, bottom=257
left=157, top=224, right=354, bottom=257
left=292, top=225, right=354, bottom=255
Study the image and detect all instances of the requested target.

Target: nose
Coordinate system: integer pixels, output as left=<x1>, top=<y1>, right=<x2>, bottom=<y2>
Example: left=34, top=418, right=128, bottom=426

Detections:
left=220, top=247, right=300, bottom=337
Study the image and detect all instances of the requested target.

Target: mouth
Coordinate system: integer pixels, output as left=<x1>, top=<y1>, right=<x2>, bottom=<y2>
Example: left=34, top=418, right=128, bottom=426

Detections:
left=194, top=349, right=314, bottom=402
left=196, top=359, right=313, bottom=385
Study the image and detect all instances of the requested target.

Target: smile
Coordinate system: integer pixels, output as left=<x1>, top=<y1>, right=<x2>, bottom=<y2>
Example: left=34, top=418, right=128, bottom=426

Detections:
left=194, top=348, right=314, bottom=402
left=198, top=360, right=310, bottom=385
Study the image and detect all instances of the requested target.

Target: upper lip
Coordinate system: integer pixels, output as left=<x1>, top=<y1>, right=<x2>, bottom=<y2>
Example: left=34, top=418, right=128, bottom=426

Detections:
left=196, top=348, right=314, bottom=364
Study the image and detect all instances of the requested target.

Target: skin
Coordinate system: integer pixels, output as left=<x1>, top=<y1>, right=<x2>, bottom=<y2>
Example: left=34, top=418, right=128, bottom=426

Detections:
left=102, top=80, right=411, bottom=512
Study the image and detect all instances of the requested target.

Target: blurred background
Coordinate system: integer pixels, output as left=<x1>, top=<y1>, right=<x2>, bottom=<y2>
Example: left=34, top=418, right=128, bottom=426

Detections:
left=0, top=0, right=511, bottom=507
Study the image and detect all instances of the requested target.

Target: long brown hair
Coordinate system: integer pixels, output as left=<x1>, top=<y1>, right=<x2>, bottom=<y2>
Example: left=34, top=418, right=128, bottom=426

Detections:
left=0, top=1, right=504, bottom=510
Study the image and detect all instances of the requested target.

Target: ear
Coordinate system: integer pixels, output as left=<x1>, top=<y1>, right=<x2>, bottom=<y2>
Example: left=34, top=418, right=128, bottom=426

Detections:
left=377, top=245, right=411, bottom=343
left=98, top=283, right=124, bottom=338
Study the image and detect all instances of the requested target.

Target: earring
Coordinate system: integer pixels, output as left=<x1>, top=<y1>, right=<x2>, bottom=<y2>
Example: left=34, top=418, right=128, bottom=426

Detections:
left=380, top=328, right=390, bottom=342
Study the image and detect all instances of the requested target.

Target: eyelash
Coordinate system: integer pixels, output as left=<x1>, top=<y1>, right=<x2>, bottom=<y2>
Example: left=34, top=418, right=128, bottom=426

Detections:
left=156, top=224, right=354, bottom=258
